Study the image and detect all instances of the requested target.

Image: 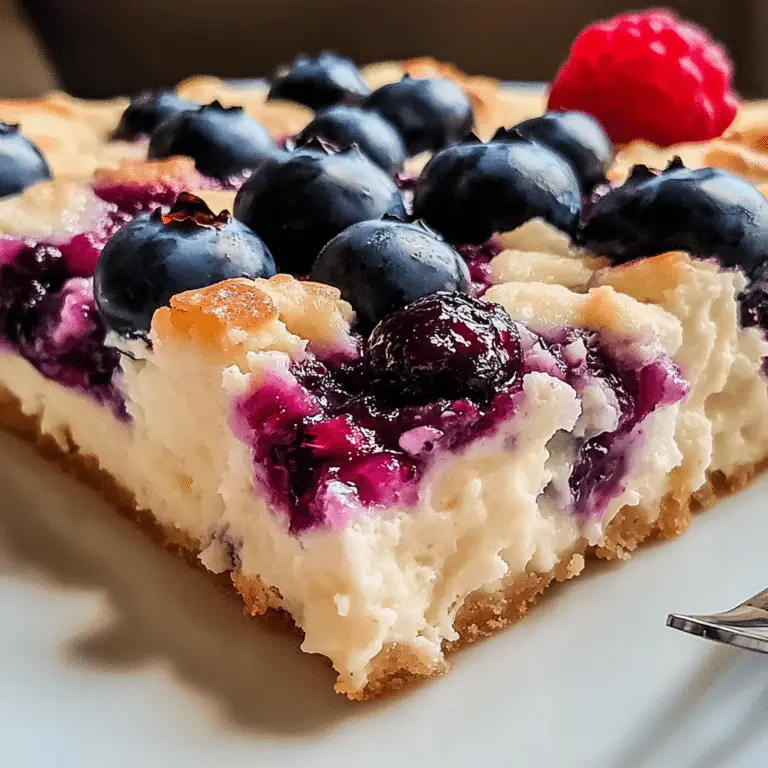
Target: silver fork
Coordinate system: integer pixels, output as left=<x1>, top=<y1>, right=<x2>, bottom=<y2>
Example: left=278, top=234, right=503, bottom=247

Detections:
left=667, top=587, right=768, bottom=654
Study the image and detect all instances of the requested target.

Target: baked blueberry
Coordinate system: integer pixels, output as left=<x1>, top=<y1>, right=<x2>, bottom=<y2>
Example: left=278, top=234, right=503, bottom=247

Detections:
left=268, top=52, right=371, bottom=111
left=0, top=121, right=50, bottom=199
left=577, top=160, right=768, bottom=274
left=739, top=262, right=768, bottom=332
left=366, top=291, right=521, bottom=403
left=94, top=193, right=276, bottom=335
left=148, top=101, right=276, bottom=179
left=113, top=91, right=198, bottom=140
left=413, top=135, right=581, bottom=244
left=310, top=219, right=470, bottom=330
left=233, top=142, right=406, bottom=274
left=294, top=105, right=406, bottom=176
left=507, top=111, right=613, bottom=192
left=364, top=77, right=474, bottom=156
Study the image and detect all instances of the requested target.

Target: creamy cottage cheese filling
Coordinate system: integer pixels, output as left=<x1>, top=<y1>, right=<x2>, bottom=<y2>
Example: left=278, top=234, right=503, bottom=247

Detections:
left=0, top=117, right=767, bottom=692
left=0, top=254, right=688, bottom=691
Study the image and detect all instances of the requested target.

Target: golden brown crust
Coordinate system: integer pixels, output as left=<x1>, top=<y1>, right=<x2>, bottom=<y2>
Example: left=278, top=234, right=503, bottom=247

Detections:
left=152, top=279, right=279, bottom=347
left=594, top=251, right=691, bottom=301
left=0, top=380, right=765, bottom=700
left=93, top=157, right=206, bottom=189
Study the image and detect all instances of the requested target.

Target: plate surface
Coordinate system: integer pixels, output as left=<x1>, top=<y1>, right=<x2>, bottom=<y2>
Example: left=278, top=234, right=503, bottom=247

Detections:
left=0, top=429, right=767, bottom=768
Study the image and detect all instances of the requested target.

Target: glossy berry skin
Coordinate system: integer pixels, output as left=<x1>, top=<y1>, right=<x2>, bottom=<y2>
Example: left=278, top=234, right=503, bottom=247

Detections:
left=413, top=136, right=581, bottom=244
left=364, top=77, right=473, bottom=156
left=510, top=111, right=613, bottom=193
left=577, top=161, right=768, bottom=275
left=0, top=121, right=50, bottom=199
left=310, top=219, right=470, bottom=330
left=233, top=144, right=406, bottom=274
left=366, top=291, right=521, bottom=403
left=268, top=52, right=371, bottom=110
left=148, top=102, right=276, bottom=179
left=113, top=91, right=197, bottom=140
left=548, top=9, right=738, bottom=146
left=295, top=106, right=406, bottom=176
left=94, top=193, right=276, bottom=335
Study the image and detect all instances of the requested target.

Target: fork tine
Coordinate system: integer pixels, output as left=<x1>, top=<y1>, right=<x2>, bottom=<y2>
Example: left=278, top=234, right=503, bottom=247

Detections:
left=667, top=592, right=768, bottom=654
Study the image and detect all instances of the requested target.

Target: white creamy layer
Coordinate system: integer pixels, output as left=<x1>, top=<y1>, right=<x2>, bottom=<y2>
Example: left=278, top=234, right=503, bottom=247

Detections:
left=487, top=221, right=768, bottom=494
left=595, top=258, right=768, bottom=490
left=0, top=292, right=684, bottom=694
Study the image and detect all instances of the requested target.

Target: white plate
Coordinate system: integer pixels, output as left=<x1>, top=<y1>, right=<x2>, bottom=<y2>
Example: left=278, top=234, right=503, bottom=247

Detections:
left=0, top=429, right=767, bottom=768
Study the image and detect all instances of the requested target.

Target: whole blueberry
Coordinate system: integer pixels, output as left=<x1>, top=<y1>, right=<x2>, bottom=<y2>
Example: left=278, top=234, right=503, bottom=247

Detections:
left=413, top=135, right=581, bottom=244
left=94, top=193, right=276, bottom=335
left=310, top=219, right=470, bottom=330
left=148, top=101, right=276, bottom=179
left=508, top=111, right=613, bottom=193
left=113, top=91, right=198, bottom=140
left=295, top=105, right=406, bottom=176
left=366, top=291, right=521, bottom=403
left=364, top=77, right=474, bottom=156
left=0, top=121, right=50, bottom=199
left=577, top=160, right=768, bottom=274
left=268, top=52, right=371, bottom=111
left=233, top=142, right=406, bottom=274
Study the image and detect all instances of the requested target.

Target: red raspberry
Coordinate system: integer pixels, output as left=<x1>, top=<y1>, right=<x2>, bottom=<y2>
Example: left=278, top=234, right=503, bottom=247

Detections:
left=547, top=9, right=739, bottom=146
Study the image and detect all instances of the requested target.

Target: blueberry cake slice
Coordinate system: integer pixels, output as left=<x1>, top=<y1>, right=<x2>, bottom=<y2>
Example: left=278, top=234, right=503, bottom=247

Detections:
left=2, top=9, right=768, bottom=698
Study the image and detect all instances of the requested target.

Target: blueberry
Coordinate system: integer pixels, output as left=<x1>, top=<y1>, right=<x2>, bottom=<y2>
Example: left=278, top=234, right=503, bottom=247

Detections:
left=233, top=142, right=406, bottom=274
left=148, top=101, right=276, bottom=179
left=294, top=105, right=406, bottom=176
left=268, top=52, right=371, bottom=111
left=507, top=111, right=613, bottom=193
left=0, top=244, right=66, bottom=344
left=413, top=135, right=581, bottom=244
left=577, top=160, right=768, bottom=274
left=113, top=91, right=198, bottom=140
left=364, top=77, right=473, bottom=156
left=0, top=121, right=50, bottom=199
left=310, top=219, right=470, bottom=330
left=94, top=193, right=276, bottom=335
left=366, top=291, right=521, bottom=403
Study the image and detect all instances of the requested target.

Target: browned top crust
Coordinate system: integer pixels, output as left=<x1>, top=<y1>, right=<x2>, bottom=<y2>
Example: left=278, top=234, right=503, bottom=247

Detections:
left=152, top=279, right=279, bottom=348
left=93, top=157, right=207, bottom=189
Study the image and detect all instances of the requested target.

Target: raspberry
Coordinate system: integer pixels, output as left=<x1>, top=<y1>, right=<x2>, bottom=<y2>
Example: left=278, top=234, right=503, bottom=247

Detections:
left=547, top=9, right=739, bottom=146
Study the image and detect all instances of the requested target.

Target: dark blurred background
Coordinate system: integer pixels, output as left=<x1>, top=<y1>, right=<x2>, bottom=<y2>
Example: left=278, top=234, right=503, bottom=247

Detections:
left=2, top=0, right=767, bottom=97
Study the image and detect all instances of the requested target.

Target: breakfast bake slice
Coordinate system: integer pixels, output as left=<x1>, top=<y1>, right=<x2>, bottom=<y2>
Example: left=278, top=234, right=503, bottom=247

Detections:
left=2, top=7, right=768, bottom=699
left=0, top=179, right=688, bottom=695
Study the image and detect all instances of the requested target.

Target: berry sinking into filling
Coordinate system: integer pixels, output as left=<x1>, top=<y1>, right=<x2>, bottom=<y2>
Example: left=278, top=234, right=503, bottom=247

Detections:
left=294, top=105, right=407, bottom=176
left=232, top=293, right=687, bottom=533
left=547, top=9, right=738, bottom=146
left=268, top=52, right=371, bottom=111
left=367, top=292, right=519, bottom=402
left=112, top=91, right=198, bottom=140
left=0, top=243, right=124, bottom=417
left=365, top=76, right=474, bottom=156
left=509, top=111, right=613, bottom=193
left=309, top=219, right=470, bottom=330
left=0, top=121, right=51, bottom=199
left=94, top=192, right=275, bottom=335
left=233, top=141, right=406, bottom=274
left=414, top=134, right=581, bottom=244
left=578, top=160, right=768, bottom=275
left=148, top=101, right=277, bottom=180
left=0, top=180, right=208, bottom=412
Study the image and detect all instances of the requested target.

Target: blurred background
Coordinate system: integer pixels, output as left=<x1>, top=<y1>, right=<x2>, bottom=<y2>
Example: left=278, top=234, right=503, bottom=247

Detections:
left=2, top=0, right=767, bottom=98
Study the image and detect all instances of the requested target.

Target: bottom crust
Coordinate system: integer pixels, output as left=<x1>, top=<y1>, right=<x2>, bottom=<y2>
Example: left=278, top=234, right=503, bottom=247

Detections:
left=1, top=383, right=765, bottom=700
